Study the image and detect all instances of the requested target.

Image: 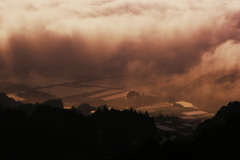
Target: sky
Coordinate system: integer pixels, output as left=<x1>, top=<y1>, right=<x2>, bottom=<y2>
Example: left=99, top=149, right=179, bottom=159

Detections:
left=1, top=0, right=240, bottom=110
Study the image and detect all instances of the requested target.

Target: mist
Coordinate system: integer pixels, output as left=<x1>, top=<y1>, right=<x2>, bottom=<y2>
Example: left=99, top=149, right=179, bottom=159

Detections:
left=1, top=0, right=240, bottom=110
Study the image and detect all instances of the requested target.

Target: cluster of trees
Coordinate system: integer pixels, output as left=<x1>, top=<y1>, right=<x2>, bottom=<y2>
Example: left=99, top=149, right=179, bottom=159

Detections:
left=0, top=105, right=96, bottom=159
left=0, top=92, right=22, bottom=108
left=126, top=91, right=163, bottom=108
left=0, top=97, right=160, bottom=159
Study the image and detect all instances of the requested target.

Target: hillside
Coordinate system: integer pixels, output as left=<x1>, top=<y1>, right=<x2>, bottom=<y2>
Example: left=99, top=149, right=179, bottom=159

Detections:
left=0, top=92, right=22, bottom=108
left=0, top=100, right=160, bottom=159
left=1, top=92, right=240, bottom=159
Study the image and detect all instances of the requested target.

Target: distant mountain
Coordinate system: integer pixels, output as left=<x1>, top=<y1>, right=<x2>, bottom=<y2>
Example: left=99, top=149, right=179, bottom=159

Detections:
left=74, top=103, right=96, bottom=115
left=0, top=91, right=63, bottom=111
left=0, top=92, right=22, bottom=108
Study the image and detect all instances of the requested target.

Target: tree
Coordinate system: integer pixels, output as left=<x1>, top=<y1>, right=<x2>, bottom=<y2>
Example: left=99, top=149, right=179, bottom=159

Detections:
left=145, top=111, right=149, bottom=117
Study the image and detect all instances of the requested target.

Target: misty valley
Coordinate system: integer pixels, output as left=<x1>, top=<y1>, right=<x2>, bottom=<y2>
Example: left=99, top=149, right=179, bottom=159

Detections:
left=1, top=75, right=216, bottom=122
left=1, top=75, right=240, bottom=159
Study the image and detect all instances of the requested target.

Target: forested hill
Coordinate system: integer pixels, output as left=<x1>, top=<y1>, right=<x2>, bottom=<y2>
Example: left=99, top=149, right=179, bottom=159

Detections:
left=0, top=100, right=160, bottom=159
left=2, top=91, right=240, bottom=159
left=194, top=101, right=240, bottom=137
left=0, top=92, right=22, bottom=108
left=157, top=101, right=240, bottom=160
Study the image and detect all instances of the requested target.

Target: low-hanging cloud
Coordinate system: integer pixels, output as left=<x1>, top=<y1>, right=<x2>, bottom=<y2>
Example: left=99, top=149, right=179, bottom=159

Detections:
left=1, top=0, right=240, bottom=110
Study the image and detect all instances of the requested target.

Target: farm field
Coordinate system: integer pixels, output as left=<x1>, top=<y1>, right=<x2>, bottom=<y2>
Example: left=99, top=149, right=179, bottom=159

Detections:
left=136, top=101, right=213, bottom=119
left=3, top=74, right=215, bottom=121
left=101, top=91, right=128, bottom=101
left=88, top=89, right=124, bottom=99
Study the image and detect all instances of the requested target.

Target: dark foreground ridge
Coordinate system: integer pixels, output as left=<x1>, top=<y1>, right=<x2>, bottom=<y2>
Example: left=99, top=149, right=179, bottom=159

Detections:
left=0, top=93, right=159, bottom=160
left=1, top=92, right=240, bottom=160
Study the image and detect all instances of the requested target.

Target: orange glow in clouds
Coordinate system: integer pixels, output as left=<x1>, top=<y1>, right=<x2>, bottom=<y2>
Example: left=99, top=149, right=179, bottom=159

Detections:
left=1, top=0, right=240, bottom=109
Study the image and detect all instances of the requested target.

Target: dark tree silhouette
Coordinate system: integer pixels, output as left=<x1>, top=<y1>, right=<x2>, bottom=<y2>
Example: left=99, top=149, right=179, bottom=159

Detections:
left=2, top=91, right=240, bottom=160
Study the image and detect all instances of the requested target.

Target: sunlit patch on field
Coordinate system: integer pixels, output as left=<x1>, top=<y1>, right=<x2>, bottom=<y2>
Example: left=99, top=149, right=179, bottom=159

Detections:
left=137, top=102, right=174, bottom=113
left=182, top=111, right=208, bottom=116
left=101, top=91, right=128, bottom=101
left=88, top=89, right=124, bottom=98
left=176, top=101, right=197, bottom=108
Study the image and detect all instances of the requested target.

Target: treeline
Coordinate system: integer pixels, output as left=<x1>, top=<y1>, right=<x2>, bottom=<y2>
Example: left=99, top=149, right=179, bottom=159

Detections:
left=0, top=105, right=95, bottom=159
left=2, top=91, right=240, bottom=159
left=0, top=102, right=160, bottom=159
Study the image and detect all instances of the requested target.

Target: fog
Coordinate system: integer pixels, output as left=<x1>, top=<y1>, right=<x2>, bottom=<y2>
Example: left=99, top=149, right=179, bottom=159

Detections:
left=1, top=0, right=240, bottom=110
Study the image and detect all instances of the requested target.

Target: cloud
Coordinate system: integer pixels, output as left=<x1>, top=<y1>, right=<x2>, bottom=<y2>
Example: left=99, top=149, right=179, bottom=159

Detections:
left=201, top=40, right=240, bottom=71
left=1, top=0, right=240, bottom=109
